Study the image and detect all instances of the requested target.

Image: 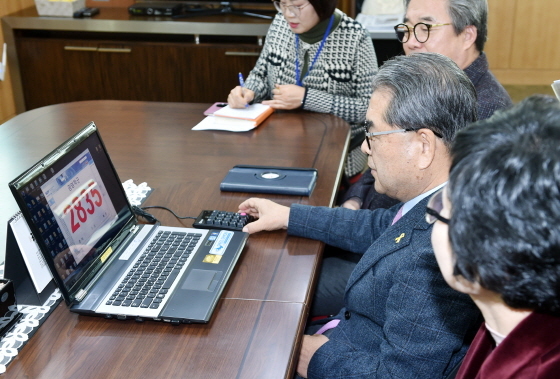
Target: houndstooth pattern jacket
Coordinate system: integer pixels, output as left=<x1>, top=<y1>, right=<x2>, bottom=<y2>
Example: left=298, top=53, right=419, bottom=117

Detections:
left=244, top=10, right=378, bottom=177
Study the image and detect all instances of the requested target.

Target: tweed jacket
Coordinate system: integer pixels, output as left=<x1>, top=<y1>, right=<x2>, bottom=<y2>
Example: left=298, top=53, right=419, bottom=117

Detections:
left=455, top=312, right=560, bottom=379
left=464, top=53, right=513, bottom=121
left=244, top=10, right=377, bottom=177
left=288, top=198, right=482, bottom=379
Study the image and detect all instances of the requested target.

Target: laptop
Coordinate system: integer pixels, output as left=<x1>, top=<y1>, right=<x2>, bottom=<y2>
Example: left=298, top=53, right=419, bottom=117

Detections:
left=8, top=122, right=248, bottom=324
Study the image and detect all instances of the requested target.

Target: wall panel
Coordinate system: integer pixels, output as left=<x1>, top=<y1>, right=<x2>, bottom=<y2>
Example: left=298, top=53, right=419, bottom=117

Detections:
left=486, top=0, right=560, bottom=84
left=0, top=0, right=34, bottom=123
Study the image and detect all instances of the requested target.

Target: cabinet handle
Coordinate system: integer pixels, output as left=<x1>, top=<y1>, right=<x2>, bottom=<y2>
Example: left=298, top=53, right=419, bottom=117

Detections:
left=97, top=47, right=132, bottom=53
left=64, top=46, right=98, bottom=52
left=225, top=51, right=261, bottom=57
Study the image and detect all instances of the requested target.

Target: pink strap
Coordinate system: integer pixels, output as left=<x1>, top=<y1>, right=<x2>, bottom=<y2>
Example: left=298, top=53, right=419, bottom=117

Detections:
left=315, top=319, right=340, bottom=335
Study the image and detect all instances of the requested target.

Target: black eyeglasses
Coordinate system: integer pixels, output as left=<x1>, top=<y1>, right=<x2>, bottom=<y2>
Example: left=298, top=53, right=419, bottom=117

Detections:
left=362, top=120, right=444, bottom=151
left=394, top=22, right=452, bottom=43
left=425, top=188, right=450, bottom=224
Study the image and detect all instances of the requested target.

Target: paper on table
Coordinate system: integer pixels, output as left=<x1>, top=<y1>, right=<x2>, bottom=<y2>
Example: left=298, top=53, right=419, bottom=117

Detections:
left=8, top=212, right=53, bottom=292
left=213, top=103, right=272, bottom=120
left=192, top=115, right=258, bottom=132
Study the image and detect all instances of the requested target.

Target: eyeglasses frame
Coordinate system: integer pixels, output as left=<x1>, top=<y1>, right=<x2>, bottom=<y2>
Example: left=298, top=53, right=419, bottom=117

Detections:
left=394, top=22, right=452, bottom=43
left=362, top=120, right=412, bottom=150
left=425, top=207, right=450, bottom=224
left=272, top=0, right=311, bottom=17
left=362, top=120, right=443, bottom=151
left=425, top=188, right=450, bottom=224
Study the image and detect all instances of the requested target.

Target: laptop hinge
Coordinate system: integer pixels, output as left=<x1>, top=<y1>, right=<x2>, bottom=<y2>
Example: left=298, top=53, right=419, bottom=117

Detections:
left=75, top=289, right=87, bottom=302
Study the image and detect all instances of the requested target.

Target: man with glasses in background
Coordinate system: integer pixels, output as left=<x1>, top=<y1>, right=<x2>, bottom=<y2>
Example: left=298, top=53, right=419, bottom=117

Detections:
left=342, top=0, right=512, bottom=212
left=238, top=52, right=482, bottom=379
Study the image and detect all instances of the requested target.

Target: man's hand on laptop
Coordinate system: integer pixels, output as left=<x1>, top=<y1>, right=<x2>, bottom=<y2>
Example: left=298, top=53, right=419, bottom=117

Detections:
left=238, top=198, right=290, bottom=234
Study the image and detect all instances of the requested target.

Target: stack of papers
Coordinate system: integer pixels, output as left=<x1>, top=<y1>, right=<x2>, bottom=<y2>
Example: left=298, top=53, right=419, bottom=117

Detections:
left=193, top=104, right=274, bottom=132
left=356, top=13, right=403, bottom=32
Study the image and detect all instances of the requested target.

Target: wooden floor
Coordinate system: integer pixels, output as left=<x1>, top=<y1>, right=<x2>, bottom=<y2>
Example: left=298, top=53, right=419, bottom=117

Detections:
left=503, top=85, right=556, bottom=103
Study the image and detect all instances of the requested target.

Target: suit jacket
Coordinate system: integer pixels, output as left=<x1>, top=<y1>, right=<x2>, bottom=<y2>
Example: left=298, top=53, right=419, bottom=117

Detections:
left=456, top=312, right=560, bottom=379
left=288, top=198, right=482, bottom=379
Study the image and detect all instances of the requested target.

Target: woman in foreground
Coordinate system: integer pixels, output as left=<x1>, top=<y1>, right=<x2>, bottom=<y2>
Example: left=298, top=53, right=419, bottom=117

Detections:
left=428, top=95, right=560, bottom=378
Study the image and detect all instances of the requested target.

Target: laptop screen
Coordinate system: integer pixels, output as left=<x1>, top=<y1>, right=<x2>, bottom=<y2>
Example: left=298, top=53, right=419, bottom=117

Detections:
left=10, top=123, right=133, bottom=295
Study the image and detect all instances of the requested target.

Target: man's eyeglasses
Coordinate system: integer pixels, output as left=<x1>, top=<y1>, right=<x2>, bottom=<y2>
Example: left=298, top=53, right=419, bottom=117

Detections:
left=272, top=1, right=310, bottom=17
left=425, top=188, right=450, bottom=224
left=362, top=120, right=443, bottom=151
left=394, top=22, right=452, bottom=43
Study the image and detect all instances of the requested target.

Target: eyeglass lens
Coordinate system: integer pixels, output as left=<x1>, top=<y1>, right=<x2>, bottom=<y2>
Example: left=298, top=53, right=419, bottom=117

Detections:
left=273, top=1, right=301, bottom=16
left=426, top=188, right=447, bottom=224
left=394, top=23, right=432, bottom=43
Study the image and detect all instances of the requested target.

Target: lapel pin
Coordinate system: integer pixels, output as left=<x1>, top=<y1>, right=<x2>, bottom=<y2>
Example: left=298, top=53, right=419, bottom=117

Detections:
left=395, top=233, right=405, bottom=243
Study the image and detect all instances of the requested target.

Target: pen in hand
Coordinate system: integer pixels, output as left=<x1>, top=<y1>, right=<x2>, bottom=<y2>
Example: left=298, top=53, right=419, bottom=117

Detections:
left=238, top=72, right=249, bottom=108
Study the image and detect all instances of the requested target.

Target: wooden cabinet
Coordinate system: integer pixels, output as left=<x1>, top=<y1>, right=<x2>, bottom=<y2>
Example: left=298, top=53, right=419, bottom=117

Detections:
left=14, top=30, right=262, bottom=110
left=3, top=6, right=398, bottom=113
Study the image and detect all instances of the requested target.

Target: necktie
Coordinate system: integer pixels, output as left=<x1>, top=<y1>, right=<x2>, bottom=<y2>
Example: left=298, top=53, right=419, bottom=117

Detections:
left=315, top=319, right=340, bottom=335
left=391, top=206, right=404, bottom=225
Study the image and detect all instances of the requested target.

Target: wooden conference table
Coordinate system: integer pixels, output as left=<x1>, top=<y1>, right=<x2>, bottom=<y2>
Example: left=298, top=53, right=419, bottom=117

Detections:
left=0, top=100, right=350, bottom=378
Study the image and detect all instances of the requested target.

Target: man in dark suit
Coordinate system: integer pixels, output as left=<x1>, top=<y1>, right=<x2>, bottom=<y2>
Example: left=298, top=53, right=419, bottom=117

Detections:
left=238, top=52, right=481, bottom=379
left=323, top=0, right=513, bottom=320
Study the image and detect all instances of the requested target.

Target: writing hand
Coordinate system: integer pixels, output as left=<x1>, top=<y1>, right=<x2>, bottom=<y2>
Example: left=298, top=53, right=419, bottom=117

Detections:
left=228, top=86, right=255, bottom=109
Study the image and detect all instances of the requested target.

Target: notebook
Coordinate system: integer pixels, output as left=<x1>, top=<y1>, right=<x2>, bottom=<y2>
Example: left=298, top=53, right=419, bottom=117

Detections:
left=8, top=122, right=248, bottom=324
left=193, top=104, right=274, bottom=132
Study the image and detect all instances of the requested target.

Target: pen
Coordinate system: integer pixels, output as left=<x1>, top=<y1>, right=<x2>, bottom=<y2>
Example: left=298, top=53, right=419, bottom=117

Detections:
left=238, top=72, right=245, bottom=87
left=238, top=72, right=249, bottom=108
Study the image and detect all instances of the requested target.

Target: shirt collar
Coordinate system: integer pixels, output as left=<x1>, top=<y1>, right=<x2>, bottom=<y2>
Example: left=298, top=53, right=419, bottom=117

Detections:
left=401, top=182, right=447, bottom=217
left=299, top=10, right=341, bottom=44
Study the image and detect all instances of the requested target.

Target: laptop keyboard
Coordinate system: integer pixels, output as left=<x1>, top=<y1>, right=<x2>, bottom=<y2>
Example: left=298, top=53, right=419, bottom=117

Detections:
left=105, top=230, right=201, bottom=309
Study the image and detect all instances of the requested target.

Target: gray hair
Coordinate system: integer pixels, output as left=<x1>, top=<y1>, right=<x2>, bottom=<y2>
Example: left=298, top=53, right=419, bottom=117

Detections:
left=404, top=0, right=488, bottom=51
left=372, top=52, right=477, bottom=147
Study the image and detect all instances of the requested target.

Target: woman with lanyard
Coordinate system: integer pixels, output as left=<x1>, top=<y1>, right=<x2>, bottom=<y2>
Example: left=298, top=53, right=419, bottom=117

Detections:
left=227, top=0, right=377, bottom=179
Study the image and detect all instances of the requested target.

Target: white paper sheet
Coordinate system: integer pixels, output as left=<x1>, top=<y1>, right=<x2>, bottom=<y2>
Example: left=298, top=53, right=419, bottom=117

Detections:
left=8, top=213, right=53, bottom=293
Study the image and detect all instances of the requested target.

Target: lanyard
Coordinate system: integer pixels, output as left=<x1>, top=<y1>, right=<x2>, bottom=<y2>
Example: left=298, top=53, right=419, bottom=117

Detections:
left=295, top=14, right=335, bottom=87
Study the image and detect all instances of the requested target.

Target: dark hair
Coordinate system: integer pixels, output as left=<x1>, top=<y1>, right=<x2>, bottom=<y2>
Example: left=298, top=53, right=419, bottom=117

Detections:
left=307, top=0, right=337, bottom=21
left=404, top=0, right=488, bottom=52
left=448, top=95, right=560, bottom=315
left=372, top=52, right=477, bottom=148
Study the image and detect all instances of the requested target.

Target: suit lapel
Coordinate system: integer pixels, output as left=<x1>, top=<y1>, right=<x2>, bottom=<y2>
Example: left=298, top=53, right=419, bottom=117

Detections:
left=345, top=197, right=431, bottom=291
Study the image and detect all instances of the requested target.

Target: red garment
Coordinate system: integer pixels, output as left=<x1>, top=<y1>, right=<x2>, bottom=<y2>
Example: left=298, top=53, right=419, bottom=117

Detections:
left=456, top=312, right=560, bottom=378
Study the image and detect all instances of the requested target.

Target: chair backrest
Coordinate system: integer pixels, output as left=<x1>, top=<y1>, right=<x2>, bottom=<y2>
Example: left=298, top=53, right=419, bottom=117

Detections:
left=552, top=80, right=560, bottom=101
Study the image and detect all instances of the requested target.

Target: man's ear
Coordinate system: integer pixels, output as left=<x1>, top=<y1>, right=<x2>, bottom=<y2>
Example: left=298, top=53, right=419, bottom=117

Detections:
left=416, top=128, right=438, bottom=170
left=462, top=25, right=477, bottom=50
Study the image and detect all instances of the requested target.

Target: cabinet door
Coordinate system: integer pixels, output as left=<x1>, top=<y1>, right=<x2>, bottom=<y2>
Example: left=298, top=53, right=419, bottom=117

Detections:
left=186, top=44, right=262, bottom=103
left=96, top=41, right=190, bottom=103
left=15, top=35, right=262, bottom=110
left=16, top=37, right=105, bottom=110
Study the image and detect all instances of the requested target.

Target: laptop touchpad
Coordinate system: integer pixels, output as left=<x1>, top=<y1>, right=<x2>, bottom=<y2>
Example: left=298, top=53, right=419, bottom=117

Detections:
left=182, top=269, right=223, bottom=292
